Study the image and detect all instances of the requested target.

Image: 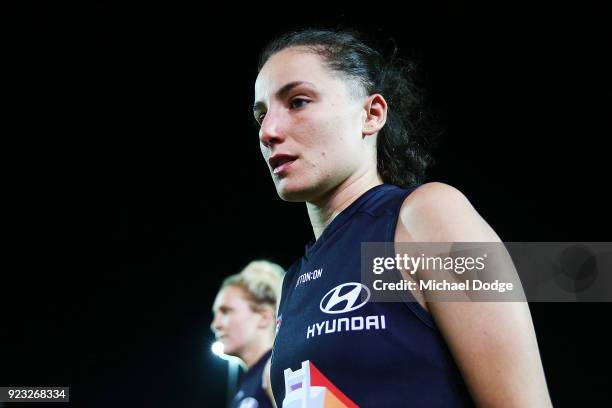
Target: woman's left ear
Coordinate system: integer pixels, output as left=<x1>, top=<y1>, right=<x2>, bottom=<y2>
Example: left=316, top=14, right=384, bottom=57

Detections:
left=362, top=94, right=387, bottom=136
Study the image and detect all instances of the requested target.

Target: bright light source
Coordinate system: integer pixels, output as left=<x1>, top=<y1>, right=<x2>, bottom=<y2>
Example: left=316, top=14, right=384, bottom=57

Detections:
left=210, top=340, right=244, bottom=368
left=211, top=341, right=225, bottom=356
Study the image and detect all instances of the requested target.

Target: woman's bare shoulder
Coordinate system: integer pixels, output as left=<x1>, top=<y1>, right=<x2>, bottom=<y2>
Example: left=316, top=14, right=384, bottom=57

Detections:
left=404, top=181, right=467, bottom=208
left=398, top=181, right=500, bottom=242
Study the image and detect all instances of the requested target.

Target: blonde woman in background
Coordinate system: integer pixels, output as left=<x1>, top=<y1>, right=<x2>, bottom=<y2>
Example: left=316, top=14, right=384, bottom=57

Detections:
left=212, top=260, right=284, bottom=408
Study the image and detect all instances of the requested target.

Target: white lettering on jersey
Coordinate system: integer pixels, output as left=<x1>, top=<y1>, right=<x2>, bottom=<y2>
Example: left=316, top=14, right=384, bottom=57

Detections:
left=295, top=268, right=323, bottom=288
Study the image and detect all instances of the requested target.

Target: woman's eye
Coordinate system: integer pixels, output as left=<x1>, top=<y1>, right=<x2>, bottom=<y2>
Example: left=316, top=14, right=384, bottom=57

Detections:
left=255, top=112, right=266, bottom=125
left=290, top=98, right=309, bottom=109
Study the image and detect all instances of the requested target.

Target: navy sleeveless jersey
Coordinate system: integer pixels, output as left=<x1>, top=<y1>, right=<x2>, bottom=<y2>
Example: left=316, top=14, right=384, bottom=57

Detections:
left=231, top=350, right=273, bottom=408
left=270, top=184, right=475, bottom=407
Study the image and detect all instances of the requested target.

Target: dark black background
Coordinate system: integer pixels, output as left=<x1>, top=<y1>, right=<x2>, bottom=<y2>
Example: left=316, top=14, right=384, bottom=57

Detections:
left=2, top=1, right=610, bottom=407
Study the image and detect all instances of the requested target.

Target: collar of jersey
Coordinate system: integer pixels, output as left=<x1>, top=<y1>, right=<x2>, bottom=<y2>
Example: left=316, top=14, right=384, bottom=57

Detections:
left=304, top=183, right=393, bottom=259
left=245, top=349, right=272, bottom=377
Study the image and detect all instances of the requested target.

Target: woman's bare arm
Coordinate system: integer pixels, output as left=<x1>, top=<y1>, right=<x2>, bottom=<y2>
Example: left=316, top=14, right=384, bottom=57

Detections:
left=397, top=182, right=552, bottom=407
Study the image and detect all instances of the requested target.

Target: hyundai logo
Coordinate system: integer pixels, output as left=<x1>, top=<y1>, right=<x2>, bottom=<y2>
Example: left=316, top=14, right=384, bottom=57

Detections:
left=320, top=282, right=370, bottom=314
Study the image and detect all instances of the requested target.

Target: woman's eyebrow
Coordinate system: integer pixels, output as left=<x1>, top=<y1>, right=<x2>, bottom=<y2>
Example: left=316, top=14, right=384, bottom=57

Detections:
left=253, top=81, right=316, bottom=113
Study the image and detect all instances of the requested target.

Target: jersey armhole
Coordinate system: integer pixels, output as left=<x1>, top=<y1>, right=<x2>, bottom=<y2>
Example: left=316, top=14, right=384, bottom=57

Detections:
left=387, top=191, right=438, bottom=332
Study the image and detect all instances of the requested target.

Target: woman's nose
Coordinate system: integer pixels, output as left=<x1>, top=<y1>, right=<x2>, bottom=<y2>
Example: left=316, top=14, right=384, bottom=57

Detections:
left=211, top=314, right=223, bottom=333
left=259, top=110, right=285, bottom=148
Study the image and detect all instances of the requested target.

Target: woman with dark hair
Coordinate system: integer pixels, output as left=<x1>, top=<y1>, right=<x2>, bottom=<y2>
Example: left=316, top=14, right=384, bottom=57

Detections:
left=254, top=28, right=551, bottom=407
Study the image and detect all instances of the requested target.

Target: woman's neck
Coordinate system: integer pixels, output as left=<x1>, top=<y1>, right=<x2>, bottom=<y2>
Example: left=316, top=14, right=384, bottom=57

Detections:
left=239, top=338, right=273, bottom=370
left=307, top=173, right=383, bottom=240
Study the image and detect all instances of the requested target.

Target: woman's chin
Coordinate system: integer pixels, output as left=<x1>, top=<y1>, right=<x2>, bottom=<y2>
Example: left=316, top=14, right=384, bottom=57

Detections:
left=275, top=180, right=317, bottom=202
left=221, top=345, right=237, bottom=356
left=274, top=177, right=317, bottom=202
left=276, top=179, right=329, bottom=202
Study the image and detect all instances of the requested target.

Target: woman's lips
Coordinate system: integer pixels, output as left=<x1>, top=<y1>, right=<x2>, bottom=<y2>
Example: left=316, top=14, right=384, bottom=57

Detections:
left=269, top=153, right=298, bottom=176
left=273, top=158, right=297, bottom=175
